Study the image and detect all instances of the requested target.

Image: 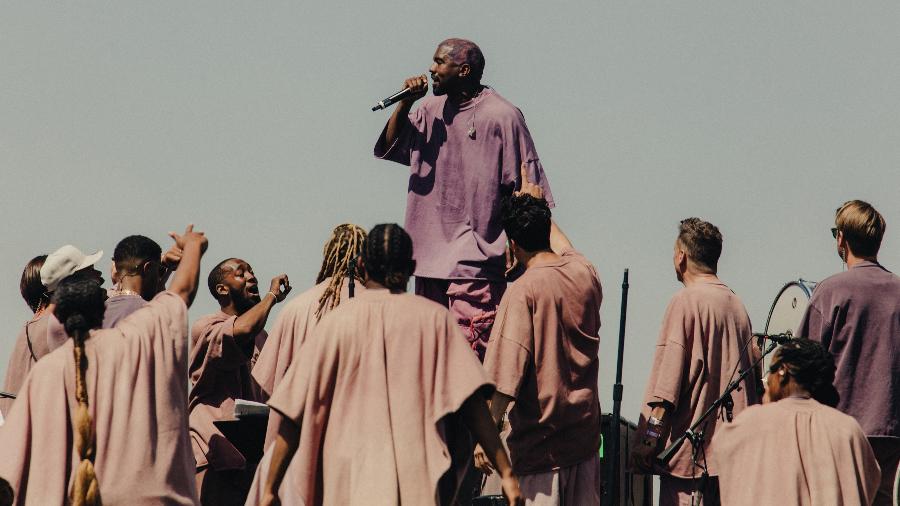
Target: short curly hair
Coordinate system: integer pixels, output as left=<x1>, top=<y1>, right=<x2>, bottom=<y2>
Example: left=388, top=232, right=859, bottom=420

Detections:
left=772, top=338, right=840, bottom=407
left=501, top=194, right=552, bottom=252
left=677, top=218, right=722, bottom=273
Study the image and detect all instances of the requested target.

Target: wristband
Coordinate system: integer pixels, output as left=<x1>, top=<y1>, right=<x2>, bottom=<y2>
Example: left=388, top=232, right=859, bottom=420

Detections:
left=267, top=291, right=279, bottom=302
left=645, top=428, right=661, bottom=439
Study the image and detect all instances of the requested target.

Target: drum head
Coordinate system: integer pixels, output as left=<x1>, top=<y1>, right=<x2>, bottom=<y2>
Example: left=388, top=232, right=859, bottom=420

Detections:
left=762, top=280, right=817, bottom=372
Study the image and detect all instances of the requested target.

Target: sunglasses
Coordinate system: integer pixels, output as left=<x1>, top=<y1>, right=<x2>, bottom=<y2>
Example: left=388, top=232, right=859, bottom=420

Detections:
left=831, top=227, right=839, bottom=239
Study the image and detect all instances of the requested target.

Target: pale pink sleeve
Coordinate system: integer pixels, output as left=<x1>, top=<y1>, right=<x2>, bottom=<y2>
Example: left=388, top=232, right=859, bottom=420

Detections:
left=499, top=108, right=554, bottom=207
left=647, top=296, right=691, bottom=408
left=267, top=328, right=338, bottom=425
left=483, top=287, right=533, bottom=399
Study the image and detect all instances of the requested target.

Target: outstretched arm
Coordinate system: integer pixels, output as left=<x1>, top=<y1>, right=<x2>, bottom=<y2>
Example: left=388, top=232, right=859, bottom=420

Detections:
left=459, top=393, right=523, bottom=506
left=167, top=225, right=208, bottom=307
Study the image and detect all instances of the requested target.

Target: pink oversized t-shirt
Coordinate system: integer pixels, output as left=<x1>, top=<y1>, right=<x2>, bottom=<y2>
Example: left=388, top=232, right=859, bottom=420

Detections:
left=637, top=280, right=761, bottom=478
left=483, top=248, right=603, bottom=474
left=375, top=88, right=554, bottom=282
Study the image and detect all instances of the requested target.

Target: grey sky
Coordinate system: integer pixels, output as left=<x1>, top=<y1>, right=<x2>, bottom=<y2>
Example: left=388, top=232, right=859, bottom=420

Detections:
left=1, top=0, right=897, bottom=435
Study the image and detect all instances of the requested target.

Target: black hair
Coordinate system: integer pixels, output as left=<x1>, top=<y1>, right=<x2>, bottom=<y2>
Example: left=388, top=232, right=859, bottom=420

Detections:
left=20, top=255, right=49, bottom=313
left=52, top=277, right=105, bottom=338
left=113, top=235, right=162, bottom=275
left=207, top=258, right=237, bottom=299
left=363, top=224, right=414, bottom=290
left=773, top=338, right=840, bottom=407
left=500, top=194, right=552, bottom=252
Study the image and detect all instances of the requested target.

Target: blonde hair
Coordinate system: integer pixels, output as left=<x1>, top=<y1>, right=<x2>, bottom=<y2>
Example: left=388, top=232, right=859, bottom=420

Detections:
left=835, top=200, right=885, bottom=257
left=315, top=224, right=367, bottom=319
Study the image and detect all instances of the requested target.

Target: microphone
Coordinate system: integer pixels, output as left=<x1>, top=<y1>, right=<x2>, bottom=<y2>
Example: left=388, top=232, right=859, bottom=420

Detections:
left=752, top=332, right=794, bottom=345
left=372, top=87, right=415, bottom=111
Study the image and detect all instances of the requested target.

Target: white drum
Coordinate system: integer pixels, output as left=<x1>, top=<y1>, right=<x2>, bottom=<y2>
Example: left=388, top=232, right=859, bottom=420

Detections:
left=761, top=279, right=817, bottom=371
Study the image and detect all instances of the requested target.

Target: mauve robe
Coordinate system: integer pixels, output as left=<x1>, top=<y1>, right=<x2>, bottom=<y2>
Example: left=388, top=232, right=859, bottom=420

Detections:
left=188, top=312, right=267, bottom=472
left=102, top=293, right=149, bottom=329
left=0, top=291, right=197, bottom=505
left=246, top=289, right=494, bottom=505
left=1, top=314, right=51, bottom=414
left=713, top=397, right=881, bottom=505
left=374, top=88, right=554, bottom=282
left=637, top=280, right=761, bottom=478
left=796, top=261, right=900, bottom=438
left=251, top=277, right=362, bottom=446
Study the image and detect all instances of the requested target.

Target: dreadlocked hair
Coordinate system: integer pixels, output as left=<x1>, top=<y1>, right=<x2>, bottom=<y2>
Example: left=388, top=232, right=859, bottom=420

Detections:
left=363, top=224, right=414, bottom=291
left=52, top=278, right=105, bottom=506
left=315, top=224, right=367, bottom=319
left=776, top=338, right=840, bottom=408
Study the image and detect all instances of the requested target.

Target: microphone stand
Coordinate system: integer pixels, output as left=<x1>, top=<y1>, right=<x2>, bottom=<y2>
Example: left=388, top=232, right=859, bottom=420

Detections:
left=347, top=255, right=356, bottom=299
left=605, top=269, right=629, bottom=505
left=656, top=339, right=778, bottom=500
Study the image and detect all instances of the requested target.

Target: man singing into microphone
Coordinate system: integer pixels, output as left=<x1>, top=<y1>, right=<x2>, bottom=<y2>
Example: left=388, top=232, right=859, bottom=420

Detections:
left=374, top=38, right=554, bottom=361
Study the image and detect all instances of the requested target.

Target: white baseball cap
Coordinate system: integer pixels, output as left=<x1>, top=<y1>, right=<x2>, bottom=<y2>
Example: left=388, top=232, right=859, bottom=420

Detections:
left=40, top=245, right=104, bottom=291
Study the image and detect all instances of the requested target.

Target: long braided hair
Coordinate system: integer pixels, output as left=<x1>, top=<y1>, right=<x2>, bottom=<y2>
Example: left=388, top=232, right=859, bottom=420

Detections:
left=52, top=278, right=106, bottom=506
left=315, top=224, right=367, bottom=319
left=774, top=338, right=840, bottom=407
left=363, top=224, right=414, bottom=291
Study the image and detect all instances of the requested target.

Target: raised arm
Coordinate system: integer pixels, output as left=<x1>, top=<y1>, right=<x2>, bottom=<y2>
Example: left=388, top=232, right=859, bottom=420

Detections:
left=167, top=225, right=208, bottom=307
left=515, top=162, right=573, bottom=252
left=383, top=75, right=427, bottom=147
left=232, top=275, right=291, bottom=341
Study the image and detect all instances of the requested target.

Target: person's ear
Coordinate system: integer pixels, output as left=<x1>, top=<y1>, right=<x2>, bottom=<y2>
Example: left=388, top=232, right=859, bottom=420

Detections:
left=215, top=283, right=229, bottom=298
left=110, top=261, right=119, bottom=285
left=458, top=63, right=470, bottom=78
left=141, top=261, right=154, bottom=277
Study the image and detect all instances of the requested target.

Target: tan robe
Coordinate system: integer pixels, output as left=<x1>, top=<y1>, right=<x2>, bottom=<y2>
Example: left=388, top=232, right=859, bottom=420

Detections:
left=1, top=314, right=51, bottom=415
left=188, top=312, right=266, bottom=473
left=0, top=291, right=197, bottom=505
left=637, top=280, right=761, bottom=479
left=713, top=397, right=881, bottom=505
left=246, top=289, right=494, bottom=506
left=251, top=277, right=361, bottom=446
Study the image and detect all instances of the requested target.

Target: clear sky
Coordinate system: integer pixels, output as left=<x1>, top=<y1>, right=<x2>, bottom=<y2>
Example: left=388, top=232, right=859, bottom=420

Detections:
left=1, top=1, right=897, bottom=438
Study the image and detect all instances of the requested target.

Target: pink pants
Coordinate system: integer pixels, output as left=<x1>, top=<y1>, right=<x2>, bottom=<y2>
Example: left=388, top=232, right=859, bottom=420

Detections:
left=415, top=277, right=506, bottom=362
left=658, top=474, right=720, bottom=506
left=517, top=455, right=602, bottom=506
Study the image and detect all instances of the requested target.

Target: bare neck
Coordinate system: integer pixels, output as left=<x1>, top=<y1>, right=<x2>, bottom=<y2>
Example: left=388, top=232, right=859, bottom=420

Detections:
left=681, top=270, right=720, bottom=287
left=846, top=251, right=877, bottom=268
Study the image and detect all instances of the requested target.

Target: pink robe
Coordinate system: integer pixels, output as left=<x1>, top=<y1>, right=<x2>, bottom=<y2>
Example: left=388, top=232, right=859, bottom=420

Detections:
left=246, top=289, right=493, bottom=505
left=250, top=278, right=361, bottom=446
left=1, top=314, right=51, bottom=415
left=188, top=312, right=267, bottom=472
left=637, top=280, right=761, bottom=479
left=713, top=397, right=881, bottom=505
left=0, top=291, right=197, bottom=505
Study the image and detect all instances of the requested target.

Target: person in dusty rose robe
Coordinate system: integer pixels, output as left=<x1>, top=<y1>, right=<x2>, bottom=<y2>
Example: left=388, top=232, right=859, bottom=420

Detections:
left=248, top=224, right=523, bottom=506
left=251, top=224, right=367, bottom=446
left=374, top=38, right=554, bottom=361
left=6, top=246, right=107, bottom=412
left=0, top=224, right=208, bottom=506
left=630, top=218, right=761, bottom=506
left=476, top=181, right=603, bottom=505
left=796, top=200, right=899, bottom=506
left=714, top=338, right=881, bottom=505
left=101, top=234, right=184, bottom=328
left=189, top=258, right=291, bottom=505
left=1, top=255, right=51, bottom=415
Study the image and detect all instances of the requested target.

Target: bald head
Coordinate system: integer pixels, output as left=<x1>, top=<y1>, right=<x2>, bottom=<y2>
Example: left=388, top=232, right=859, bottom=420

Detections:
left=437, top=38, right=485, bottom=81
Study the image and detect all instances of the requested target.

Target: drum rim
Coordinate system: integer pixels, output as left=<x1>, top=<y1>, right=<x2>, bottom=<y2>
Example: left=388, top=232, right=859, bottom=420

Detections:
left=763, top=278, right=816, bottom=335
